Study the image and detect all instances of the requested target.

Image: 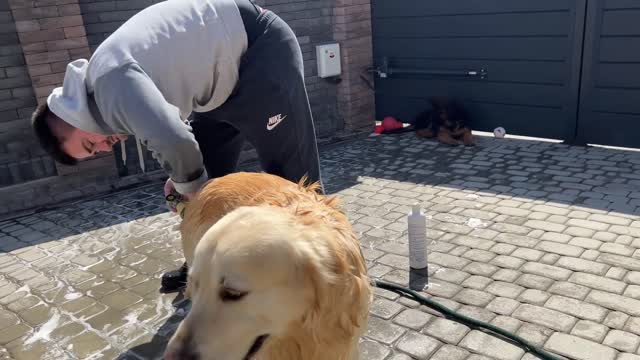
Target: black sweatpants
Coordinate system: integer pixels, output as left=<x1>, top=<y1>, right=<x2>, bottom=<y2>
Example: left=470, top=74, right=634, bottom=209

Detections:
left=189, top=4, right=322, bottom=190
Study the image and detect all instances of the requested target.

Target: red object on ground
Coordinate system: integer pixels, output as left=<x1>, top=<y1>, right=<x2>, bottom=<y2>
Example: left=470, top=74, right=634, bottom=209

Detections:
left=374, top=125, right=384, bottom=134
left=382, top=116, right=404, bottom=131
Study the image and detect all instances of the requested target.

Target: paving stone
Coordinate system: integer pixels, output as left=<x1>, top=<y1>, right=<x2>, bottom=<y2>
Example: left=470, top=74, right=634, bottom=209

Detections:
left=545, top=295, right=609, bottom=322
left=486, top=297, right=521, bottom=316
left=544, top=332, right=617, bottom=360
left=516, top=274, right=555, bottom=290
left=607, top=267, right=628, bottom=280
left=588, top=291, right=640, bottom=317
left=453, top=288, right=494, bottom=307
left=370, top=298, right=404, bottom=320
left=556, top=256, right=609, bottom=275
left=603, top=329, right=640, bottom=353
left=516, top=322, right=554, bottom=347
left=569, top=237, right=603, bottom=249
left=359, top=340, right=391, bottom=360
left=490, top=255, right=526, bottom=269
left=460, top=275, right=494, bottom=290
left=395, top=331, right=441, bottom=359
left=581, top=249, right=601, bottom=261
left=366, top=316, right=406, bottom=344
left=422, top=318, right=470, bottom=344
left=392, top=309, right=432, bottom=330
left=67, top=331, right=110, bottom=358
left=459, top=330, right=525, bottom=360
left=548, top=281, right=591, bottom=300
left=570, top=273, right=626, bottom=294
left=565, top=226, right=596, bottom=238
left=540, top=232, right=572, bottom=244
left=525, top=220, right=566, bottom=233
left=492, top=269, right=522, bottom=282
left=463, top=262, right=499, bottom=277
left=513, top=304, right=577, bottom=332
left=624, top=317, right=640, bottom=336
left=605, top=311, right=631, bottom=330
left=617, top=354, right=640, bottom=360
left=518, top=289, right=551, bottom=306
left=600, top=254, right=640, bottom=272
left=601, top=243, right=636, bottom=256
left=571, top=320, right=609, bottom=343
left=428, top=344, right=469, bottom=360
left=512, top=248, right=544, bottom=261
left=521, top=262, right=572, bottom=281
left=485, top=281, right=525, bottom=299
left=0, top=323, right=30, bottom=345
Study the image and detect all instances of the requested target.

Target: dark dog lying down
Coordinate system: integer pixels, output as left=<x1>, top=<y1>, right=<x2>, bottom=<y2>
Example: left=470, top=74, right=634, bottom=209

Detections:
left=414, top=97, right=475, bottom=146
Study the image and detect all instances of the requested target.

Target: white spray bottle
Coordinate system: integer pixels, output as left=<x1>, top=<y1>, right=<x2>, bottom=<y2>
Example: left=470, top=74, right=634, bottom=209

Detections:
left=408, top=204, right=428, bottom=270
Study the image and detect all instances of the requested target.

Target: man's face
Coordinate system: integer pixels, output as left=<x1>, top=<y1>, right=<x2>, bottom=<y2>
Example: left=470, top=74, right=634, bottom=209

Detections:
left=48, top=113, right=127, bottom=160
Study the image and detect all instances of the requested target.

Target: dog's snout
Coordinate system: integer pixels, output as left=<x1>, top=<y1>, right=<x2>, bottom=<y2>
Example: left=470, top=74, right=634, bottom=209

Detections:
left=164, top=331, right=199, bottom=360
left=164, top=345, right=199, bottom=360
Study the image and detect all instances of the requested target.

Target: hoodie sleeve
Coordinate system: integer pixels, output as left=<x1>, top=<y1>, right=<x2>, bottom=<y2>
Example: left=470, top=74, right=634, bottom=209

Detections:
left=92, top=63, right=208, bottom=195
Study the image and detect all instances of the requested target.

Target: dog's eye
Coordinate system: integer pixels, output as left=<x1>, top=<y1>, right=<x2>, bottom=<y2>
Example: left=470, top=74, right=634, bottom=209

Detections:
left=220, top=287, right=247, bottom=302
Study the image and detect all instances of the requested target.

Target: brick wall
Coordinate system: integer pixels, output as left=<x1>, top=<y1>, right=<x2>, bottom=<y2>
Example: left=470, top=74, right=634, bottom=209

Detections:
left=0, top=0, right=54, bottom=188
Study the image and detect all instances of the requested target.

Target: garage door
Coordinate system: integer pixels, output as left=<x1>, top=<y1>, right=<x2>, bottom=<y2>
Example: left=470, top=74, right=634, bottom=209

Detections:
left=576, top=0, right=640, bottom=148
left=371, top=0, right=588, bottom=141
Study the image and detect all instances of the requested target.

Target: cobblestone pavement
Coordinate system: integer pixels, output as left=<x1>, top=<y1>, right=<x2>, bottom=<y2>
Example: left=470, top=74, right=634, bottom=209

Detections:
left=2, top=133, right=640, bottom=360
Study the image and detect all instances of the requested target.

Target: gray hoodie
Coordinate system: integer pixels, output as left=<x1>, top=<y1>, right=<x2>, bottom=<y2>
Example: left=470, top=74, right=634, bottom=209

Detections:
left=46, top=0, right=248, bottom=195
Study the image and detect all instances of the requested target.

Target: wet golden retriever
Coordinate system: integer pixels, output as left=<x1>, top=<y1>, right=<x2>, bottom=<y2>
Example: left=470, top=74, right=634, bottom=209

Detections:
left=164, top=172, right=371, bottom=360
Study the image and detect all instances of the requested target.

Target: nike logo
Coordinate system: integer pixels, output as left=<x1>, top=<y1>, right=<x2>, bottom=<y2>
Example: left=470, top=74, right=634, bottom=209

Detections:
left=267, top=114, right=287, bottom=130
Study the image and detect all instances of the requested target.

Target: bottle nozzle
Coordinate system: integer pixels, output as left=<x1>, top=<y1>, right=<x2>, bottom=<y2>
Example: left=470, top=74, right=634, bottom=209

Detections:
left=412, top=204, right=421, bottom=215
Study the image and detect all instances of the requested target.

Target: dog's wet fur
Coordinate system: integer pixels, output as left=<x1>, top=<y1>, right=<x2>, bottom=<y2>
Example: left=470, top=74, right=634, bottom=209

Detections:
left=163, top=172, right=371, bottom=360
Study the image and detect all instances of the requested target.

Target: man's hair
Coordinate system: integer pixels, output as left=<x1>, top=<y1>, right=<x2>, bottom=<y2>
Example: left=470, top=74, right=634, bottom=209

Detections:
left=31, top=103, right=78, bottom=166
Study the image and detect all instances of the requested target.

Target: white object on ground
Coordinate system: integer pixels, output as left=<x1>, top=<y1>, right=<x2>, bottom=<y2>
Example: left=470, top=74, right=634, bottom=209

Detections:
left=494, top=127, right=506, bottom=138
left=408, top=205, right=428, bottom=270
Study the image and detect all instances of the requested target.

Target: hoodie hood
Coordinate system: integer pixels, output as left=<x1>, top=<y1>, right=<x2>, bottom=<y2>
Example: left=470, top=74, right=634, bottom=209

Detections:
left=47, top=59, right=108, bottom=135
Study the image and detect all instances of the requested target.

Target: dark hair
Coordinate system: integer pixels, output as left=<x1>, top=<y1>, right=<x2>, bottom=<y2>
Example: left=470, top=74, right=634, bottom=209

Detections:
left=31, top=102, right=78, bottom=166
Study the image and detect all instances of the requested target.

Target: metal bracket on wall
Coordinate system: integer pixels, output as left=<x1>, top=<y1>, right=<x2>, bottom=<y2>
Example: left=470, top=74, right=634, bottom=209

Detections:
left=376, top=57, right=487, bottom=80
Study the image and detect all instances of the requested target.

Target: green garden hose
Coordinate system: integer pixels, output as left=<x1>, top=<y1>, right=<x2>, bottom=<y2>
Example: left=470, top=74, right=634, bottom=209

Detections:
left=372, top=279, right=563, bottom=360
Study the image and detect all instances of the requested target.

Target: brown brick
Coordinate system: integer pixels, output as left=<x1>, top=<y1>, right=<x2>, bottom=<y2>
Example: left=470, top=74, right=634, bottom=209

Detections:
left=32, top=72, right=64, bottom=87
left=34, top=84, right=56, bottom=99
left=50, top=59, right=69, bottom=72
left=63, top=25, right=85, bottom=38
left=7, top=0, right=31, bottom=9
left=25, top=49, right=68, bottom=65
left=38, top=15, right=83, bottom=30
left=14, top=20, right=40, bottom=33
left=22, top=42, right=46, bottom=55
left=68, top=47, right=90, bottom=58
left=58, top=3, right=80, bottom=16
left=33, top=0, right=77, bottom=7
left=18, top=28, right=65, bottom=44
left=46, top=37, right=87, bottom=51
left=11, top=6, right=59, bottom=21
left=28, top=63, right=51, bottom=76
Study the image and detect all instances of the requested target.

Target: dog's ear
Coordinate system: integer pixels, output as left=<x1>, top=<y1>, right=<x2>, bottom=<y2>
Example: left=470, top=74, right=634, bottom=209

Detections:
left=428, top=96, right=451, bottom=109
left=298, top=232, right=371, bottom=352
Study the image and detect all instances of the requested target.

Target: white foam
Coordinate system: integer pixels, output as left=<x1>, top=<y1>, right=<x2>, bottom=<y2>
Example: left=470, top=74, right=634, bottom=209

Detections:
left=466, top=218, right=487, bottom=228
left=24, top=311, right=61, bottom=345
left=64, top=292, right=82, bottom=300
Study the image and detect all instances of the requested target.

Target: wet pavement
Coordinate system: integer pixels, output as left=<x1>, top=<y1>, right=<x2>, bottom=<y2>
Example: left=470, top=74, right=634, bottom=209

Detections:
left=2, top=132, right=640, bottom=359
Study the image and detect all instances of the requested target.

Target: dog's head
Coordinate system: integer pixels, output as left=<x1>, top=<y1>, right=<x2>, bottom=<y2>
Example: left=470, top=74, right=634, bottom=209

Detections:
left=164, top=205, right=370, bottom=360
left=429, top=96, right=469, bottom=130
